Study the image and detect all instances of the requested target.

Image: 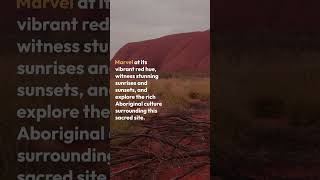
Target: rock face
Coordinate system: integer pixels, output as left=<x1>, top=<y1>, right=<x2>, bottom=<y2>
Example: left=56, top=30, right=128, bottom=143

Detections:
left=112, top=30, right=210, bottom=73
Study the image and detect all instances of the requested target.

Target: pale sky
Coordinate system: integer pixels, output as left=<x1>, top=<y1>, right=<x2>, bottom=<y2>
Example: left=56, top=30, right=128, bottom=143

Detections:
left=110, top=0, right=210, bottom=58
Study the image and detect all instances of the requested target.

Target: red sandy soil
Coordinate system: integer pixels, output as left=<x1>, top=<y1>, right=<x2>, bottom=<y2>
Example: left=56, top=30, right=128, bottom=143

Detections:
left=111, top=101, right=210, bottom=180
left=110, top=31, right=211, bottom=179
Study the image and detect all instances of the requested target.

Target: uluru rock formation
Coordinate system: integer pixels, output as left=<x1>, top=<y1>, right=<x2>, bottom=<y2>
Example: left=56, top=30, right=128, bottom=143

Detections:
left=112, top=30, right=210, bottom=73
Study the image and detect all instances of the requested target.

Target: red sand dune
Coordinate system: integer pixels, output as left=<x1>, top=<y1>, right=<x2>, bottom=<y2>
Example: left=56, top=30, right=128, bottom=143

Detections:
left=112, top=30, right=210, bottom=73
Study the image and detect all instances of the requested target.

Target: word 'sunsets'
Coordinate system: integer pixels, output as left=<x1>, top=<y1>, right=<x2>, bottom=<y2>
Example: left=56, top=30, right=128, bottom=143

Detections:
left=113, top=59, right=162, bottom=121
left=15, top=0, right=110, bottom=179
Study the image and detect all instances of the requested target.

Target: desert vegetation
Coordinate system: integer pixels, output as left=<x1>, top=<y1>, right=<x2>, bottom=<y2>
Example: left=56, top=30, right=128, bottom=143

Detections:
left=110, top=74, right=211, bottom=179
